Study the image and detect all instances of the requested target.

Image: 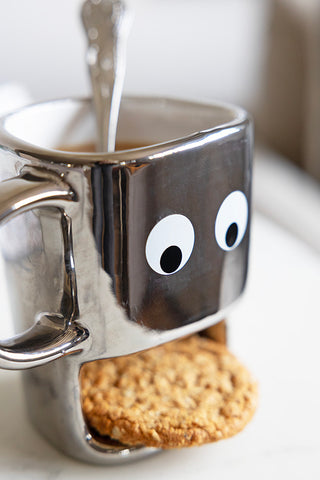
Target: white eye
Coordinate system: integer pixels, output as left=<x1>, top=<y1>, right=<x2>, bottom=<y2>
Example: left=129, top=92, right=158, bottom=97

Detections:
left=145, top=214, right=195, bottom=275
left=215, top=191, right=248, bottom=251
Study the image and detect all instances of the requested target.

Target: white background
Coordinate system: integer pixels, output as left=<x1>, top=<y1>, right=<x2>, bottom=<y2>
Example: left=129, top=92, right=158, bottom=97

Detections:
left=0, top=0, right=270, bottom=111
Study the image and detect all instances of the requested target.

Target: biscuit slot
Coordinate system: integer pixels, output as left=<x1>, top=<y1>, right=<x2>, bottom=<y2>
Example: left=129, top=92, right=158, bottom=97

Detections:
left=85, top=428, right=150, bottom=456
left=200, top=319, right=227, bottom=345
left=79, top=323, right=253, bottom=453
left=86, top=427, right=139, bottom=452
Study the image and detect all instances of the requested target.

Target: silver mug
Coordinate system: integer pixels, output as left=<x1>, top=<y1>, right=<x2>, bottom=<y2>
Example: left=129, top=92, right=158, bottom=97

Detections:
left=0, top=96, right=253, bottom=464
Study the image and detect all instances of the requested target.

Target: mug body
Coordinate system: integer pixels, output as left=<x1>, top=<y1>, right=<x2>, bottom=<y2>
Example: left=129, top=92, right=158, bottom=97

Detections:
left=0, top=96, right=253, bottom=463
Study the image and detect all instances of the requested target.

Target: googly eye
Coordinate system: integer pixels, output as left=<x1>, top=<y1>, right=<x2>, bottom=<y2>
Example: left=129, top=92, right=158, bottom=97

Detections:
left=145, top=214, right=195, bottom=275
left=215, top=191, right=248, bottom=251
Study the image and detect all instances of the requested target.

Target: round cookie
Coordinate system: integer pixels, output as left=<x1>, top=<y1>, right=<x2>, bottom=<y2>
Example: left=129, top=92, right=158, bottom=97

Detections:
left=80, top=335, right=257, bottom=449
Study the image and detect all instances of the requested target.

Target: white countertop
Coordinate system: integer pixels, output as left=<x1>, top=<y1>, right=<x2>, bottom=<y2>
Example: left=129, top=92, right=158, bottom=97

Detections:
left=0, top=209, right=319, bottom=479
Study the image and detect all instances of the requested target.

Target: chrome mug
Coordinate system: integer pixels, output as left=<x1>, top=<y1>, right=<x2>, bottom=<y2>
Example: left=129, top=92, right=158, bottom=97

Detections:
left=0, top=96, right=253, bottom=464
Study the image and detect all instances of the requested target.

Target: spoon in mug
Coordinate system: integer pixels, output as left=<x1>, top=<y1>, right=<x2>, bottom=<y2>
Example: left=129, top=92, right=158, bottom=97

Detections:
left=81, top=0, right=132, bottom=152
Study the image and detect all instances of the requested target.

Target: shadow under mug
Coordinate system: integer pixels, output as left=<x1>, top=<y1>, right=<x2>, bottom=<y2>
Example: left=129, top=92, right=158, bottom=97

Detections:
left=0, top=96, right=253, bottom=463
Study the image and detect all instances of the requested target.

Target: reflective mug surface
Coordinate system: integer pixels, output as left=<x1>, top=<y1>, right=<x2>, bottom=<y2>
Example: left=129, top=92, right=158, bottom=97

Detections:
left=0, top=96, right=253, bottom=463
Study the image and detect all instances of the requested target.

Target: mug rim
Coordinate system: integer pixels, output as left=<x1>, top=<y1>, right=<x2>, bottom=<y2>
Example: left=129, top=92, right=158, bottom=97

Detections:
left=0, top=95, right=250, bottom=165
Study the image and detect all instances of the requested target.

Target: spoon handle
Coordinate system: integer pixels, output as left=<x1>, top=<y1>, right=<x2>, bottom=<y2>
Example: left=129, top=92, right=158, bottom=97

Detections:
left=81, top=0, right=131, bottom=152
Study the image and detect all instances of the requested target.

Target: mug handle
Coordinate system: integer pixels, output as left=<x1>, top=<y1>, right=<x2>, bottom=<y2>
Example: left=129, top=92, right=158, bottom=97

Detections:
left=0, top=168, right=88, bottom=370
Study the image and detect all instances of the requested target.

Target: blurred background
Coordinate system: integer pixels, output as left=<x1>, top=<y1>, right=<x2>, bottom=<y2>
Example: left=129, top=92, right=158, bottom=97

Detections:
left=0, top=1, right=319, bottom=478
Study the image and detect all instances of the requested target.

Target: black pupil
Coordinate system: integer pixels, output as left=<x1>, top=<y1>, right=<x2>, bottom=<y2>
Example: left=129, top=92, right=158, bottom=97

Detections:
left=160, top=245, right=182, bottom=274
left=226, top=222, right=238, bottom=247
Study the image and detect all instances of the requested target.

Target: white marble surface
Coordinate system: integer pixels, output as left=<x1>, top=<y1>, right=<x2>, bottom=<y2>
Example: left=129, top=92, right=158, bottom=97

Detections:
left=0, top=210, right=319, bottom=479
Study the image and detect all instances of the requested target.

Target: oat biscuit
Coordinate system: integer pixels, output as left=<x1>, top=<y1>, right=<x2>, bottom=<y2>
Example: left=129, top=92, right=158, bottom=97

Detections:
left=80, top=335, right=257, bottom=448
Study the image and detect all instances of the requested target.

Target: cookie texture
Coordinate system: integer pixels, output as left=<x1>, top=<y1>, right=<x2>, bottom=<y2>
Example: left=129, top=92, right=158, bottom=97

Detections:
left=80, top=335, right=257, bottom=448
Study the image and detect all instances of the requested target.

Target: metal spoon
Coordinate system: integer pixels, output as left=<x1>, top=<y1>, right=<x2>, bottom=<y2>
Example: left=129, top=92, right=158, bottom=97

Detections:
left=81, top=0, right=131, bottom=152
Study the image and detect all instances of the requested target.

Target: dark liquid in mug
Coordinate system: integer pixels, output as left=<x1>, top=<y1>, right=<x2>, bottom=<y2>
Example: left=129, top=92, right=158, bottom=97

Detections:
left=59, top=142, right=146, bottom=153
